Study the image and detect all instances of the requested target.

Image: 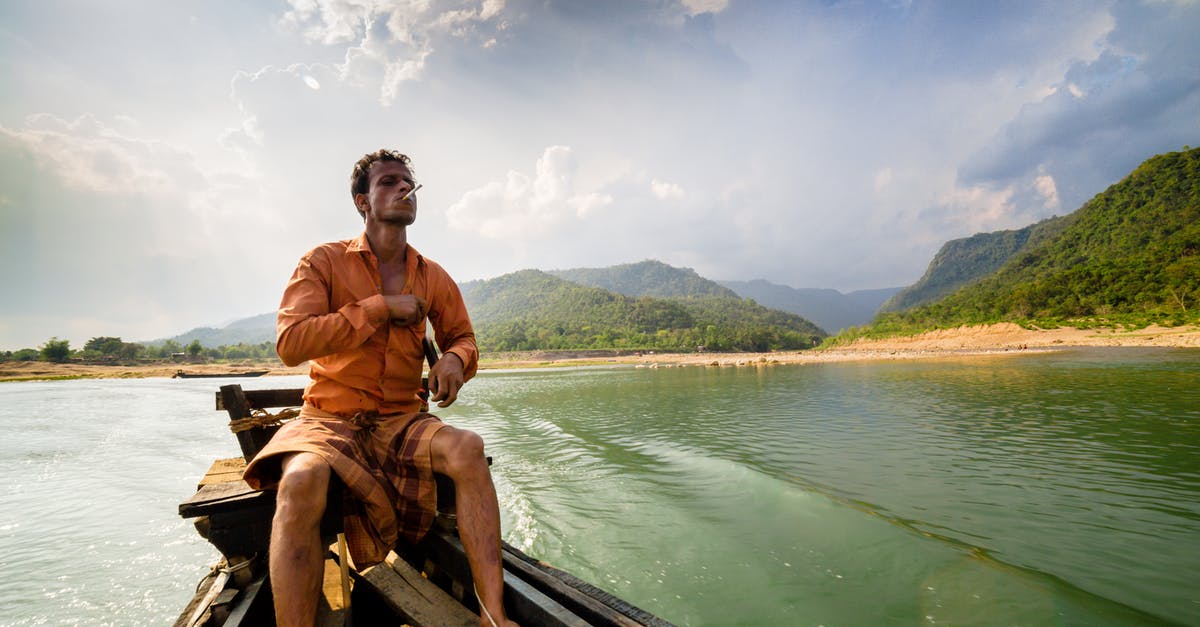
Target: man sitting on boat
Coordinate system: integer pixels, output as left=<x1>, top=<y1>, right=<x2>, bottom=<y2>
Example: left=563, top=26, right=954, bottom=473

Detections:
left=243, top=149, right=517, bottom=627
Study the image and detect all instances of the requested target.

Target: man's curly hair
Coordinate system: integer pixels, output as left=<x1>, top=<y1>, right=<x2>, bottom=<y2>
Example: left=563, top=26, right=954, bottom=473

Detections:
left=351, top=149, right=413, bottom=216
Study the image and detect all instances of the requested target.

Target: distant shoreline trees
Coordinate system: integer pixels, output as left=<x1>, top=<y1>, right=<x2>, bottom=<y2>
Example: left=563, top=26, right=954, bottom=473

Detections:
left=0, top=337, right=281, bottom=364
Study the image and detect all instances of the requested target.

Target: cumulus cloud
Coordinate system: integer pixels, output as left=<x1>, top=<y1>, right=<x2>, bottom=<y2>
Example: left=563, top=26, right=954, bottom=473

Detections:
left=960, top=1, right=1200, bottom=215
left=1034, top=171, right=1060, bottom=211
left=445, top=145, right=612, bottom=239
left=280, top=0, right=509, bottom=104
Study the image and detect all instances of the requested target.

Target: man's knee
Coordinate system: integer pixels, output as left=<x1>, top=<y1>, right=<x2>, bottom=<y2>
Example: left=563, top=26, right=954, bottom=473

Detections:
left=275, top=453, right=331, bottom=525
left=433, top=427, right=488, bottom=479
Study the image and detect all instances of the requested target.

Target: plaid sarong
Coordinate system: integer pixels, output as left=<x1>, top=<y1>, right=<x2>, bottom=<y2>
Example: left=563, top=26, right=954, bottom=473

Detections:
left=242, top=405, right=447, bottom=567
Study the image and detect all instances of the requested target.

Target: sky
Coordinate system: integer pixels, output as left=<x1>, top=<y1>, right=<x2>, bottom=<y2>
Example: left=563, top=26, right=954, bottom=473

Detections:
left=1, top=0, right=1198, bottom=350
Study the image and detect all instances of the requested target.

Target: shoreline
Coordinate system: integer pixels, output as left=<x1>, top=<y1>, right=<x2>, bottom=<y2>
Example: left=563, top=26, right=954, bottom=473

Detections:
left=2, top=323, right=1197, bottom=382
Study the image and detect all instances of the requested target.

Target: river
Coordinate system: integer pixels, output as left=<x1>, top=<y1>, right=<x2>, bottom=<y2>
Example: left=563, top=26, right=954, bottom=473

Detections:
left=1, top=347, right=1197, bottom=625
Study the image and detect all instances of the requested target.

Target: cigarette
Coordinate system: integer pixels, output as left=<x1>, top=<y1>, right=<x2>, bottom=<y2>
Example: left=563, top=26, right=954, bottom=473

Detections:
left=401, top=183, right=423, bottom=201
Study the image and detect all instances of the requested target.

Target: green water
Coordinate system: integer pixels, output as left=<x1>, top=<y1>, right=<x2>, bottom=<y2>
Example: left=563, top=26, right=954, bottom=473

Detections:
left=1, top=347, right=1197, bottom=625
left=442, top=348, right=1200, bottom=625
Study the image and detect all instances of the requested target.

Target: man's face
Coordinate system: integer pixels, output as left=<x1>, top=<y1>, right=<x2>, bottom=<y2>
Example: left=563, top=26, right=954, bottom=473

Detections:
left=357, top=160, right=418, bottom=225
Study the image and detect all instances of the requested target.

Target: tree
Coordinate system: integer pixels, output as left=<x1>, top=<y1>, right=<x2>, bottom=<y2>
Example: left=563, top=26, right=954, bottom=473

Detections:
left=84, top=336, right=125, bottom=356
left=40, top=337, right=71, bottom=362
left=187, top=339, right=203, bottom=357
left=157, top=339, right=182, bottom=358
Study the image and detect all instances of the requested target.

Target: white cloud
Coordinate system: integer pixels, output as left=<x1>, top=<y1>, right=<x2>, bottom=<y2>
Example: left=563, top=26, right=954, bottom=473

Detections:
left=681, top=0, right=729, bottom=16
left=651, top=179, right=685, bottom=200
left=1034, top=171, right=1061, bottom=210
left=569, top=192, right=613, bottom=218
left=446, top=145, right=611, bottom=238
left=281, top=0, right=509, bottom=104
left=2, top=114, right=174, bottom=195
left=936, top=184, right=1018, bottom=234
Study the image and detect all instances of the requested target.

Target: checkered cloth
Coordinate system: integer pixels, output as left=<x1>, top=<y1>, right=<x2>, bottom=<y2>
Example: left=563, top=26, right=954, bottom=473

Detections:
left=243, top=405, right=447, bottom=567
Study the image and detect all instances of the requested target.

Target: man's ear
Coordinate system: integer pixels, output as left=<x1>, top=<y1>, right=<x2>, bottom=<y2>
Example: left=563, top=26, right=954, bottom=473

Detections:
left=354, top=193, right=369, bottom=216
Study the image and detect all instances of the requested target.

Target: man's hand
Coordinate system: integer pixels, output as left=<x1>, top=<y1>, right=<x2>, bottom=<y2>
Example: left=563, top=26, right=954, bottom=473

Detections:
left=384, top=294, right=427, bottom=327
left=428, top=352, right=465, bottom=408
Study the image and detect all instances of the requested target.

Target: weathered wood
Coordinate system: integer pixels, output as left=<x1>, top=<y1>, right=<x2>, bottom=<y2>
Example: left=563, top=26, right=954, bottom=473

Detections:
left=222, top=573, right=271, bottom=627
left=355, top=551, right=478, bottom=627
left=179, top=480, right=271, bottom=518
left=416, top=527, right=589, bottom=626
left=315, top=556, right=350, bottom=626
left=500, top=544, right=647, bottom=627
left=503, top=574, right=591, bottom=627
left=215, top=388, right=305, bottom=411
left=198, top=457, right=247, bottom=486
left=219, top=384, right=253, bottom=418
left=219, top=384, right=295, bottom=461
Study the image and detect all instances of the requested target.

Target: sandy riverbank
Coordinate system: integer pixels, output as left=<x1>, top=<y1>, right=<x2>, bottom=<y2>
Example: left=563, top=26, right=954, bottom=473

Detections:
left=2, top=323, right=1197, bottom=381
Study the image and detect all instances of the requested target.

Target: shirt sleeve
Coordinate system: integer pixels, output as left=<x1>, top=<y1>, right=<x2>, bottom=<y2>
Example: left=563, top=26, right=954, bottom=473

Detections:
left=276, top=249, right=390, bottom=367
left=427, top=266, right=478, bottom=381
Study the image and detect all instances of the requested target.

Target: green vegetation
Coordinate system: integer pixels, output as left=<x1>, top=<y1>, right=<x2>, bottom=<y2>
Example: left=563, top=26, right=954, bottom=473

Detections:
left=462, top=269, right=825, bottom=352
left=878, top=216, right=1071, bottom=313
left=864, top=148, right=1200, bottom=336
left=39, top=337, right=71, bottom=363
left=549, top=260, right=741, bottom=299
left=0, top=336, right=280, bottom=365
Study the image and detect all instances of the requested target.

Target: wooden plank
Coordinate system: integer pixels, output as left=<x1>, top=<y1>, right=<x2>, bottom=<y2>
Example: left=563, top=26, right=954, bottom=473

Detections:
left=418, top=528, right=589, bottom=626
left=502, top=573, right=590, bottom=627
left=220, top=384, right=253, bottom=419
left=179, top=480, right=273, bottom=518
left=355, top=551, right=478, bottom=627
left=315, top=556, right=350, bottom=626
left=216, top=388, right=305, bottom=411
left=223, top=573, right=270, bottom=627
left=199, top=458, right=247, bottom=486
left=500, top=544, right=645, bottom=627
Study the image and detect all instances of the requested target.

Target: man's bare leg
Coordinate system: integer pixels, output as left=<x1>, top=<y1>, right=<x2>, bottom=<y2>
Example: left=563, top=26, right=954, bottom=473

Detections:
left=431, top=427, right=518, bottom=627
left=270, top=452, right=331, bottom=627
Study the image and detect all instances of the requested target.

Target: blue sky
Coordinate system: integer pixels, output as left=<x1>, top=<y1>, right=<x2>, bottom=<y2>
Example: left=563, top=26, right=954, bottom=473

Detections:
left=1, top=0, right=1197, bottom=350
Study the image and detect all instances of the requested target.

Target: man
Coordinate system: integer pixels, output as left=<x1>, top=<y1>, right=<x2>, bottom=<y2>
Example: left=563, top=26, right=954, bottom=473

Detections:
left=244, top=149, right=516, bottom=627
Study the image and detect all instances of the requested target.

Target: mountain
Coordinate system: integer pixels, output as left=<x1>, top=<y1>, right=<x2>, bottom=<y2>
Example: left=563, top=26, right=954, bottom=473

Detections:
left=718, top=280, right=901, bottom=334
left=460, top=269, right=825, bottom=352
left=878, top=216, right=1070, bottom=314
left=548, top=260, right=740, bottom=299
left=151, top=313, right=276, bottom=347
left=881, top=147, right=1200, bottom=327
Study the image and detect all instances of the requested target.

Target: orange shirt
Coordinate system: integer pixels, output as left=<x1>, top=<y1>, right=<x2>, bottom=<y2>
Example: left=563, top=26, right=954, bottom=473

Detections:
left=276, top=234, right=478, bottom=417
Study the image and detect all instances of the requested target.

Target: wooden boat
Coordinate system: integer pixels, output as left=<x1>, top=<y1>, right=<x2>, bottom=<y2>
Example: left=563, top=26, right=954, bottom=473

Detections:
left=175, top=384, right=673, bottom=627
left=173, top=370, right=269, bottom=379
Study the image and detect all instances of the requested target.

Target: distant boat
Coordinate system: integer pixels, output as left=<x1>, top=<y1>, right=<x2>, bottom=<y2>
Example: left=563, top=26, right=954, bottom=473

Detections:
left=173, top=370, right=268, bottom=379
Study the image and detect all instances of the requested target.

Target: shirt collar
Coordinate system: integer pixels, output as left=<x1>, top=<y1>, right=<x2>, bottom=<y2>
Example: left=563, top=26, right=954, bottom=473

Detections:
left=347, top=232, right=424, bottom=268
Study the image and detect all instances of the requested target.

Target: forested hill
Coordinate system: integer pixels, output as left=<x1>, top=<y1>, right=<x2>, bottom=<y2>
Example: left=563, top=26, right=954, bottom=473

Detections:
left=879, top=147, right=1200, bottom=328
left=878, top=216, right=1070, bottom=313
left=548, top=260, right=740, bottom=299
left=459, top=269, right=825, bottom=352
